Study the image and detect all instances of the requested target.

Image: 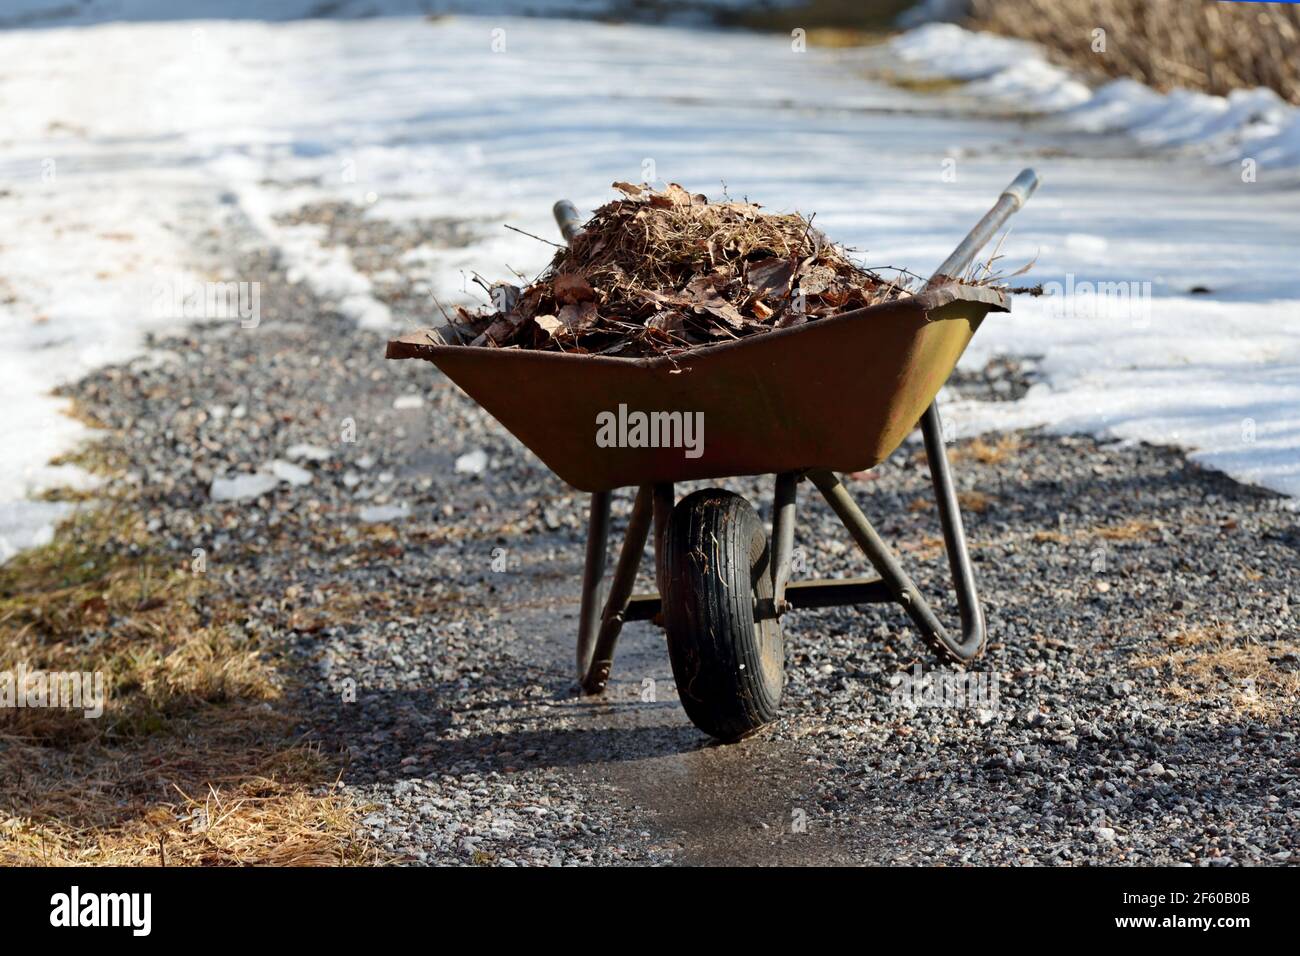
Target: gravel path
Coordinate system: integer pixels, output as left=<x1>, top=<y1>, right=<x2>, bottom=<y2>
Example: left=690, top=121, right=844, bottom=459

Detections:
left=62, top=202, right=1300, bottom=866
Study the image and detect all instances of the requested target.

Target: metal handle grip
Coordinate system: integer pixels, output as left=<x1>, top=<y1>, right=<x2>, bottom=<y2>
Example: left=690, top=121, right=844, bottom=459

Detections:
left=553, top=200, right=584, bottom=244
left=1001, top=168, right=1039, bottom=210
left=928, top=167, right=1039, bottom=284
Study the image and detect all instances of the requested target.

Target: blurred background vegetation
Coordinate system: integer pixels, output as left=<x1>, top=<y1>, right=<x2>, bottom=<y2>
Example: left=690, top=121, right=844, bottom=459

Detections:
left=728, top=0, right=1300, bottom=104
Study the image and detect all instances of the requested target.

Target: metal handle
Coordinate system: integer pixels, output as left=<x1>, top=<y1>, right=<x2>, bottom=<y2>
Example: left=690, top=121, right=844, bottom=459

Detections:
left=553, top=199, right=584, bottom=243
left=928, top=168, right=1039, bottom=285
left=1001, top=168, right=1040, bottom=210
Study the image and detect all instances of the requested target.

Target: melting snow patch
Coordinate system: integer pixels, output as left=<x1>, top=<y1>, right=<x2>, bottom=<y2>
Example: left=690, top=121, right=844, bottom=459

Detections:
left=211, top=461, right=313, bottom=500
left=210, top=473, right=281, bottom=502
left=393, top=394, right=425, bottom=410
left=892, top=23, right=1300, bottom=172
left=0, top=500, right=75, bottom=565
left=286, top=443, right=333, bottom=462
left=359, top=502, right=411, bottom=523
left=454, top=449, right=489, bottom=475
left=268, top=460, right=314, bottom=487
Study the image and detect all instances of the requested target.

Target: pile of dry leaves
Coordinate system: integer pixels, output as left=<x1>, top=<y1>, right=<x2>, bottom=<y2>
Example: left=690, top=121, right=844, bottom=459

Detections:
left=442, top=182, right=915, bottom=357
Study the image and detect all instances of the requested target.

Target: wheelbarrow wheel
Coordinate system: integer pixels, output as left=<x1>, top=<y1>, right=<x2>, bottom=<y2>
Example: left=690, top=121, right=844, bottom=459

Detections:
left=663, top=489, right=784, bottom=741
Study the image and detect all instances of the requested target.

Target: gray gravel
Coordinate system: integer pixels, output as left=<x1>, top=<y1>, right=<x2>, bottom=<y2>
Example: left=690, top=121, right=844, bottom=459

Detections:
left=61, top=201, right=1300, bottom=866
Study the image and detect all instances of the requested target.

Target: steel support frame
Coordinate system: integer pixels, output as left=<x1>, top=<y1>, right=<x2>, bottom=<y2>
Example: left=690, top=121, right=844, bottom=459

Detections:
left=572, top=400, right=986, bottom=693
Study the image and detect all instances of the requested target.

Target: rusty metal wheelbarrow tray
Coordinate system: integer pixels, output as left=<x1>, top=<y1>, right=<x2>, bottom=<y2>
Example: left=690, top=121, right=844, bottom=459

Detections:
left=386, top=282, right=1006, bottom=493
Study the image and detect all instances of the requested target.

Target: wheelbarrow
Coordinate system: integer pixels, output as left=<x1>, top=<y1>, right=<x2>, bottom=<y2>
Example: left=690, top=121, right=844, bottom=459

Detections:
left=387, top=169, right=1040, bottom=741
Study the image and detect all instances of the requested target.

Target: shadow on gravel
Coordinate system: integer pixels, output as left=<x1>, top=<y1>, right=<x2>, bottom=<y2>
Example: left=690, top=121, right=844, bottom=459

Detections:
left=310, top=684, right=706, bottom=781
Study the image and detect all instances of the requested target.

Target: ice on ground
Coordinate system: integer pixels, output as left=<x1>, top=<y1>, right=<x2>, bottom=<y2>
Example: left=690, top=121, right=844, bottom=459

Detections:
left=0, top=500, right=75, bottom=564
left=210, top=473, right=282, bottom=502
left=268, top=460, right=314, bottom=487
left=0, top=21, right=227, bottom=561
left=455, top=450, right=490, bottom=476
left=358, top=502, right=411, bottom=523
left=210, top=460, right=312, bottom=500
left=286, top=443, right=333, bottom=462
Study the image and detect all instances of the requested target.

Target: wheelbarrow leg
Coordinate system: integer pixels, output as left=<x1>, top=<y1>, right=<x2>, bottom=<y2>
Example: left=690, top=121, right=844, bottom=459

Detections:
left=582, top=485, right=654, bottom=695
left=919, top=401, right=985, bottom=651
left=807, top=411, right=985, bottom=662
left=770, top=472, right=799, bottom=610
left=575, top=491, right=611, bottom=681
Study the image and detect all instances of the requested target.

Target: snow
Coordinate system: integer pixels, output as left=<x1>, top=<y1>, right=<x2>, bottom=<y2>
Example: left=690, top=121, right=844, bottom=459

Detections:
left=358, top=502, right=411, bottom=523
left=891, top=22, right=1091, bottom=112
left=891, top=23, right=1300, bottom=175
left=1, top=12, right=1298, bottom=563
left=286, top=443, right=333, bottom=462
left=209, top=460, right=312, bottom=501
left=454, top=450, right=490, bottom=476
left=267, top=460, right=314, bottom=487
left=210, top=473, right=281, bottom=502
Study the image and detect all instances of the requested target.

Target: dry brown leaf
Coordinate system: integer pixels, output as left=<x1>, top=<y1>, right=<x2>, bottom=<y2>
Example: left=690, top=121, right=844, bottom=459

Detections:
left=647, top=310, right=686, bottom=335
left=553, top=273, right=595, bottom=304
left=558, top=300, right=598, bottom=333
left=798, top=263, right=836, bottom=295
left=534, top=314, right=565, bottom=339
left=684, top=275, right=747, bottom=329
left=746, top=256, right=797, bottom=297
left=665, top=183, right=694, bottom=206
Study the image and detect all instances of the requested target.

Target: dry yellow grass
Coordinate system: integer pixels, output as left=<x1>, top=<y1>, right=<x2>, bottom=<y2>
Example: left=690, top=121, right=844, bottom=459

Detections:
left=1027, top=518, right=1160, bottom=546
left=899, top=533, right=946, bottom=560
left=968, top=0, right=1300, bottom=105
left=0, top=773, right=373, bottom=866
left=957, top=489, right=995, bottom=514
left=950, top=434, right=1023, bottom=465
left=1132, top=626, right=1300, bottom=721
left=0, top=496, right=375, bottom=865
left=1096, top=518, right=1162, bottom=541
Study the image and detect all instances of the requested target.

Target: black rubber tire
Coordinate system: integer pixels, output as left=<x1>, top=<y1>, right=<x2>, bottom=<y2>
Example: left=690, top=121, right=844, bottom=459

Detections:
left=662, top=489, right=784, bottom=741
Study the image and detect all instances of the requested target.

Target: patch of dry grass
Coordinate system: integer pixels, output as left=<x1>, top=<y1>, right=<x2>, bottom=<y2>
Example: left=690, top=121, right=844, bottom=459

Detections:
left=1027, top=517, right=1161, bottom=546
left=957, top=489, right=995, bottom=513
left=0, top=504, right=376, bottom=865
left=1132, top=626, right=1300, bottom=721
left=968, top=0, right=1300, bottom=105
left=951, top=434, right=1023, bottom=465
left=1096, top=518, right=1162, bottom=541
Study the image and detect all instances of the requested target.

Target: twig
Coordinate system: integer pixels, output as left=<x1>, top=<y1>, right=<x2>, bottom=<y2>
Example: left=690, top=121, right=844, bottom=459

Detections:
left=503, top=224, right=565, bottom=248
